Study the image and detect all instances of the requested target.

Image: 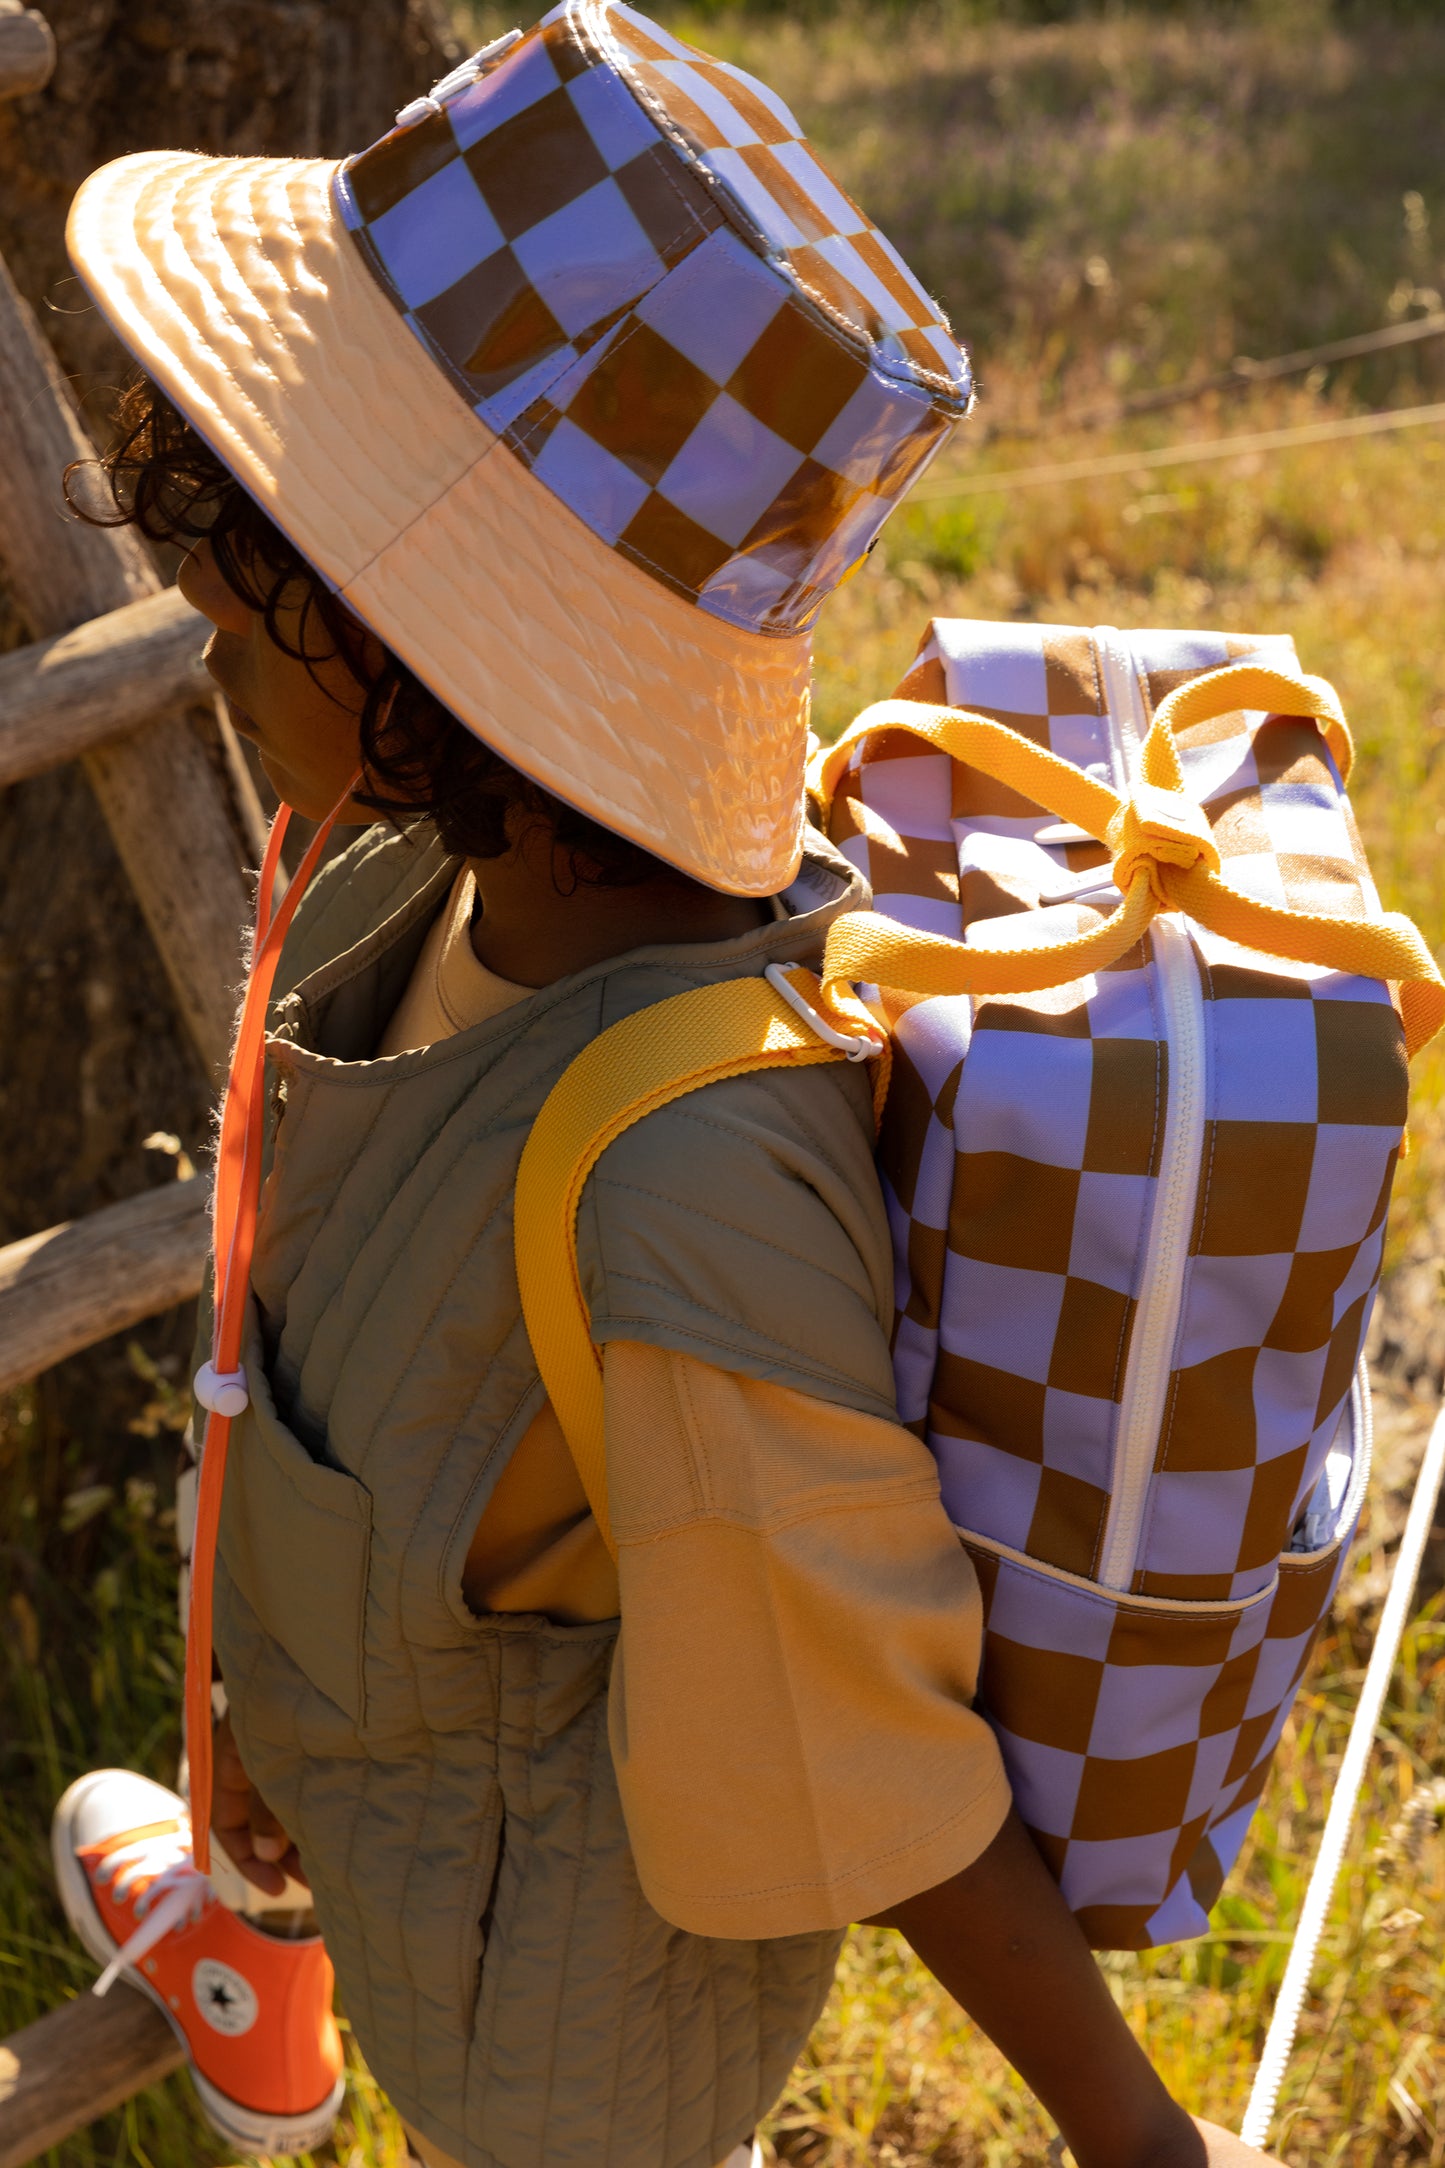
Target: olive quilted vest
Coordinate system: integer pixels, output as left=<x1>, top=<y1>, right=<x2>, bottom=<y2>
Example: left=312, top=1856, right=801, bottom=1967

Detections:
left=211, top=822, right=892, bottom=2168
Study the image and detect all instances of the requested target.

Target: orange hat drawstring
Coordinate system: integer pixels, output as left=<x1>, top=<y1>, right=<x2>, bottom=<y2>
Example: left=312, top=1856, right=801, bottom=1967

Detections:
left=185, top=782, right=355, bottom=1875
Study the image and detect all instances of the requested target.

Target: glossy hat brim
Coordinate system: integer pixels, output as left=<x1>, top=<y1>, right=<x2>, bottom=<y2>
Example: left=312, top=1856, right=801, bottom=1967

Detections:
left=67, top=150, right=811, bottom=894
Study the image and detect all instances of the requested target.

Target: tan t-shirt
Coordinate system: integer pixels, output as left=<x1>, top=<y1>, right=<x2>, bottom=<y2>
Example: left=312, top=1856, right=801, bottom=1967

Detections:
left=380, top=869, right=1010, bottom=1934
left=379, top=869, right=616, bottom=1618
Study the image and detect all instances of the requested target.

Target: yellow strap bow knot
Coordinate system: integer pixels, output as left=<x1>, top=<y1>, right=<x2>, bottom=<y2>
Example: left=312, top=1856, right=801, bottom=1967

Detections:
left=809, top=661, right=1445, bottom=1060
left=1105, top=782, right=1222, bottom=903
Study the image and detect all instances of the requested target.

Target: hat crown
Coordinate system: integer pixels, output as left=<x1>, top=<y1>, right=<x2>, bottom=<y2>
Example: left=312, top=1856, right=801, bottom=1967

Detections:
left=337, top=0, right=970, bottom=635
left=593, top=5, right=968, bottom=398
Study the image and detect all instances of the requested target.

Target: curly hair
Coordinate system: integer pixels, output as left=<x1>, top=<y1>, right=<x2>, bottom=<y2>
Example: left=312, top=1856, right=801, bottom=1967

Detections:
left=68, top=372, right=673, bottom=886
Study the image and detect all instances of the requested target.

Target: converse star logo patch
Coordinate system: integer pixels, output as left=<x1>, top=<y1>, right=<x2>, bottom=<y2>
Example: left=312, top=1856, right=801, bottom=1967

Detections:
left=192, top=1957, right=259, bottom=2036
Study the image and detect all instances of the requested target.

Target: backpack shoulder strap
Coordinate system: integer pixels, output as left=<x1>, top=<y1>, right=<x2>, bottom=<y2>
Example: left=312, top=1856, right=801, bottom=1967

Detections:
left=514, top=969, right=874, bottom=1557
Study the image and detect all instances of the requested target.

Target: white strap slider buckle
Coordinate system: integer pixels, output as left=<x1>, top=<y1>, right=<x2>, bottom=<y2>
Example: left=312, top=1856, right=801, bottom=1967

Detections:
left=194, top=1361, right=249, bottom=1419
left=765, top=962, right=883, bottom=1063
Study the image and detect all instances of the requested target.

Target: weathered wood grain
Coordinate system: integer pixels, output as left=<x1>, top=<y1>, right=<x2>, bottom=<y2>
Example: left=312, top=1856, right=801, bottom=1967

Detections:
left=0, top=1985, right=184, bottom=2168
left=0, top=9, right=55, bottom=102
left=0, top=250, right=253, bottom=1075
left=0, top=1177, right=210, bottom=1393
left=0, top=588, right=211, bottom=786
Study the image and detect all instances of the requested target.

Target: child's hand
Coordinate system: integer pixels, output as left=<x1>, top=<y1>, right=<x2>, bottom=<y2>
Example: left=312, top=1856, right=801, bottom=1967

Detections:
left=211, top=1709, right=308, bottom=1897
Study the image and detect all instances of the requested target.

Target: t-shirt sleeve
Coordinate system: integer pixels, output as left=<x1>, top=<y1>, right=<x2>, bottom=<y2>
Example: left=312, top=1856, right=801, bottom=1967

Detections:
left=603, top=1340, right=1012, bottom=1940
left=575, top=1059, right=901, bottom=1424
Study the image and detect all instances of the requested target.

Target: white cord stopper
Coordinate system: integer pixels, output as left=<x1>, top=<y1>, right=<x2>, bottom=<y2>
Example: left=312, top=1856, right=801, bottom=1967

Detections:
left=194, top=1361, right=249, bottom=1418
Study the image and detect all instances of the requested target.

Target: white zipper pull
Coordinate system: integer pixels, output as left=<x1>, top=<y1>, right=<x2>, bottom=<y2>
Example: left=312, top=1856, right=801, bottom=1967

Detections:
left=1035, top=864, right=1121, bottom=907
left=1094, top=626, right=1146, bottom=783
left=1035, top=821, right=1098, bottom=847
left=764, top=962, right=884, bottom=1062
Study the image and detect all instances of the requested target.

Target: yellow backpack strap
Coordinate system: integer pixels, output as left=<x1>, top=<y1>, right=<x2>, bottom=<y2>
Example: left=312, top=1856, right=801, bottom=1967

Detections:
left=513, top=969, right=881, bottom=1557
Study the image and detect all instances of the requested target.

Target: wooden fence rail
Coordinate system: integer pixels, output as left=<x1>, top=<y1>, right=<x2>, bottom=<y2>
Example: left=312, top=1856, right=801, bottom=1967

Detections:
left=0, top=1988, right=184, bottom=2168
left=0, top=587, right=210, bottom=787
left=0, top=1176, right=209, bottom=1396
left=0, top=5, right=54, bottom=100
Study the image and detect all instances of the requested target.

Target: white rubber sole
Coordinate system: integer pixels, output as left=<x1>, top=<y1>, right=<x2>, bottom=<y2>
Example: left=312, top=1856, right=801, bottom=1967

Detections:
left=190, top=2063, right=347, bottom=2157
left=51, top=1771, right=344, bottom=2157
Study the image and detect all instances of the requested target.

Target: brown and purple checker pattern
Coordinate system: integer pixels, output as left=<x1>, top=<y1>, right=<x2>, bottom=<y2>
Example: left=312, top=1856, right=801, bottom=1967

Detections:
left=825, top=618, right=1402, bottom=1945
left=335, top=1, right=969, bottom=635
left=963, top=1479, right=1357, bottom=1945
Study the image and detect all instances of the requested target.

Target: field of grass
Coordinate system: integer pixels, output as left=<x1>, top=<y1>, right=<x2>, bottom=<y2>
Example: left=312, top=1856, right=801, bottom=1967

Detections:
left=6, top=2, right=1445, bottom=2163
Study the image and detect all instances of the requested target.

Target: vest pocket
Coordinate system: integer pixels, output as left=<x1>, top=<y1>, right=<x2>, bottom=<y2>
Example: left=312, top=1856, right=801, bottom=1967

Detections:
left=217, top=1317, right=373, bottom=1727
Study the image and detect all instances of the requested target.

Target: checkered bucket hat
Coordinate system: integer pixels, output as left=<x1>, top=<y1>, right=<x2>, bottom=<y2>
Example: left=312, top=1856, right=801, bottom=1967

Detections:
left=815, top=618, right=1435, bottom=1946
left=66, top=2, right=971, bottom=893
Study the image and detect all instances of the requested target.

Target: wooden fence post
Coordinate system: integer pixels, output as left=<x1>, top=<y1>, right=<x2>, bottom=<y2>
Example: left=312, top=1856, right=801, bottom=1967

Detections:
left=0, top=6, right=454, bottom=2156
left=0, top=248, right=261, bottom=1076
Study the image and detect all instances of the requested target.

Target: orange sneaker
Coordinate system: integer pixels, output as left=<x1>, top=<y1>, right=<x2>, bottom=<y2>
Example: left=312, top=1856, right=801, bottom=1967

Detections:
left=53, top=1768, right=344, bottom=2156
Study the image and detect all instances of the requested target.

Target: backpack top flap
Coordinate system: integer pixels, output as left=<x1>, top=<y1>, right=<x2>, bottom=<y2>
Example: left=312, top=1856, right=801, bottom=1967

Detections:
left=825, top=620, right=1407, bottom=1605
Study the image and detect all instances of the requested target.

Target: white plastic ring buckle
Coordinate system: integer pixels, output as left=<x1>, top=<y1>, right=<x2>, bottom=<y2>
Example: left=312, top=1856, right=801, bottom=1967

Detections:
left=765, top=962, right=884, bottom=1063
left=193, top=1361, right=249, bottom=1419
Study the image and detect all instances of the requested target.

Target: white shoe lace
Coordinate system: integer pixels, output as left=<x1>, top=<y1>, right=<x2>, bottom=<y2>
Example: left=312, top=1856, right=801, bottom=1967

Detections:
left=90, top=1822, right=216, bottom=1996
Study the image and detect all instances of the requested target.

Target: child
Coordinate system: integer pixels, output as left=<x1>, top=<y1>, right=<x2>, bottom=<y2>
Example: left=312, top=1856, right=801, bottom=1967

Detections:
left=52, top=9, right=1288, bottom=2166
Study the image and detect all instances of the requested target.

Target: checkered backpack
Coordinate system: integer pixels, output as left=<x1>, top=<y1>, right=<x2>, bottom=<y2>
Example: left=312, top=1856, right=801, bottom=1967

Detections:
left=518, top=616, right=1444, bottom=1950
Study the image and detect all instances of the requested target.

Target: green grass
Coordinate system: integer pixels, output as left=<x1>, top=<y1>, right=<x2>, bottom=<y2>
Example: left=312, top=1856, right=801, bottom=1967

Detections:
left=9, top=2, right=1445, bottom=2162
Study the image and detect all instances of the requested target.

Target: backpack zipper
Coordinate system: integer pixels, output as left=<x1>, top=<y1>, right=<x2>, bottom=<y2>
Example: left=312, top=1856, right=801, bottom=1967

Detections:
left=1092, top=628, right=1209, bottom=1592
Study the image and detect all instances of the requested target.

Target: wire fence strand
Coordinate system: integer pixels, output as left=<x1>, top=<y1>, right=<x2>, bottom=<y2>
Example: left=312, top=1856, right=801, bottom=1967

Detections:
left=989, top=310, right=1445, bottom=440
left=915, top=399, right=1445, bottom=502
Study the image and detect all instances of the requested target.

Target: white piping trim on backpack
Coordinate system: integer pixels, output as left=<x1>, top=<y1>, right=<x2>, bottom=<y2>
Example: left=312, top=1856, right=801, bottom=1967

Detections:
left=953, top=1521, right=1280, bottom=1616
left=1098, top=910, right=1208, bottom=1589
left=764, top=962, right=883, bottom=1062
left=1092, top=629, right=1209, bottom=1593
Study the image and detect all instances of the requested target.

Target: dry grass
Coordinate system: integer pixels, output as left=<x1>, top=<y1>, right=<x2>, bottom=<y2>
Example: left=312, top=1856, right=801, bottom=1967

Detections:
left=7, top=4, right=1445, bottom=2163
left=648, top=0, right=1445, bottom=414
